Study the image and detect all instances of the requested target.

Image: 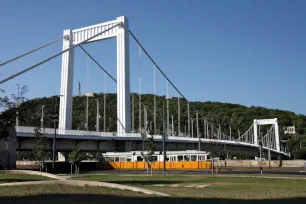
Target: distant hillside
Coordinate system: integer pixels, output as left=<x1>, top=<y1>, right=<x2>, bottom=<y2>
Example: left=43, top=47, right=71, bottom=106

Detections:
left=19, top=93, right=306, bottom=137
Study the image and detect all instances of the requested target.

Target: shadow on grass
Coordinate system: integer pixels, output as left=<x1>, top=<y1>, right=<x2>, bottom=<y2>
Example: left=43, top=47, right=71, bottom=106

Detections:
left=0, top=179, right=45, bottom=183
left=107, top=180, right=183, bottom=185
left=1, top=194, right=306, bottom=204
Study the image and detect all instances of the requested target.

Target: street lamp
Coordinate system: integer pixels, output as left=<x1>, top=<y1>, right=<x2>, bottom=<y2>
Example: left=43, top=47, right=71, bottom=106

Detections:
left=191, top=118, right=193, bottom=137
left=16, top=84, right=20, bottom=127
left=51, top=95, right=63, bottom=174
left=96, top=99, right=100, bottom=132
left=41, top=105, right=45, bottom=132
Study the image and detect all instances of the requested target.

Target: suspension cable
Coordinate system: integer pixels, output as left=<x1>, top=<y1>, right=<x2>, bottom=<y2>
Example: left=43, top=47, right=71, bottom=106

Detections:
left=0, top=36, right=66, bottom=68
left=79, top=45, right=117, bottom=83
left=0, top=23, right=120, bottom=85
left=128, top=29, right=188, bottom=102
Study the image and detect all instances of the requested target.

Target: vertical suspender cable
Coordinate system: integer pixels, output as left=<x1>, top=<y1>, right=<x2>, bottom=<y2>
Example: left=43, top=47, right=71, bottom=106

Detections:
left=103, top=72, right=107, bottom=132
left=166, top=80, right=169, bottom=135
left=153, top=65, right=156, bottom=135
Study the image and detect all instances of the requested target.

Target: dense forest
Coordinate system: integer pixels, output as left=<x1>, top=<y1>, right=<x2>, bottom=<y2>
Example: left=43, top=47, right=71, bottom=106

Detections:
left=19, top=92, right=306, bottom=136
left=7, top=92, right=306, bottom=159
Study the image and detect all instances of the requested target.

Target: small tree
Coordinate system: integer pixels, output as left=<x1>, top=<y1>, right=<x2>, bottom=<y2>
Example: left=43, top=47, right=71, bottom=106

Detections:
left=32, top=128, right=47, bottom=172
left=68, top=145, right=87, bottom=176
left=142, top=135, right=156, bottom=175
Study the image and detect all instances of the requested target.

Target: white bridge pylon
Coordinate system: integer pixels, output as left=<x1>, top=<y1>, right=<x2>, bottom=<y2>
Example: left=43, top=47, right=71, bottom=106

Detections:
left=253, top=118, right=280, bottom=151
left=59, top=16, right=130, bottom=133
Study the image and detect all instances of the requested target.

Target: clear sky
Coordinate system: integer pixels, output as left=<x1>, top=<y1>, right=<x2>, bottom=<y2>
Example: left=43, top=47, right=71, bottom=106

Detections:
left=0, top=0, right=305, bottom=114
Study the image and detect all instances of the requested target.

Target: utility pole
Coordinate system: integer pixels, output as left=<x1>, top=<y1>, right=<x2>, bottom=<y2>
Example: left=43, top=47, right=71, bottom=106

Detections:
left=229, top=126, right=231, bottom=140
left=103, top=73, right=106, bottom=132
left=143, top=107, right=147, bottom=152
left=16, top=84, right=20, bottom=127
left=153, top=65, right=156, bottom=135
left=187, top=103, right=190, bottom=137
left=238, top=129, right=240, bottom=141
left=171, top=114, right=174, bottom=136
left=166, top=80, right=169, bottom=136
left=203, top=118, right=206, bottom=139
left=52, top=96, right=59, bottom=174
left=177, top=93, right=180, bottom=136
left=191, top=118, right=194, bottom=137
left=144, top=107, right=148, bottom=130
left=184, top=125, right=186, bottom=135
left=163, top=101, right=166, bottom=172
left=211, top=123, right=213, bottom=139
left=267, top=128, right=271, bottom=169
left=41, top=105, right=45, bottom=131
left=86, top=95, right=89, bottom=131
left=96, top=99, right=99, bottom=132
left=218, top=124, right=221, bottom=140
left=139, top=78, right=142, bottom=132
left=196, top=111, right=200, bottom=151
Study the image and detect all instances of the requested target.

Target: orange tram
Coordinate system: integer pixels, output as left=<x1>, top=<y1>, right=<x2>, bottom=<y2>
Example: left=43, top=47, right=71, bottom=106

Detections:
left=97, top=150, right=212, bottom=170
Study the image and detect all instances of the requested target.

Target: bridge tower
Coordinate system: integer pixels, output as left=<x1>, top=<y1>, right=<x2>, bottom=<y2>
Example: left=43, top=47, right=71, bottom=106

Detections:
left=59, top=16, right=131, bottom=133
left=253, top=118, right=280, bottom=151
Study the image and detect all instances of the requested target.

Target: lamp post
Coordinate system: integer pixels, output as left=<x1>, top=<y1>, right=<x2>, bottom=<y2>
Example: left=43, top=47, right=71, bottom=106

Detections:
left=96, top=99, right=100, bottom=132
left=171, top=114, right=174, bottom=136
left=41, top=105, right=45, bottom=133
left=16, top=84, right=20, bottom=127
left=191, top=118, right=194, bottom=137
left=51, top=95, right=62, bottom=174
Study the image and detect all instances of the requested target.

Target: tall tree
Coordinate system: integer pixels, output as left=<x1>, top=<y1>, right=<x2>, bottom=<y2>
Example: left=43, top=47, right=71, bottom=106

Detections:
left=32, top=128, right=47, bottom=172
left=0, top=85, right=28, bottom=140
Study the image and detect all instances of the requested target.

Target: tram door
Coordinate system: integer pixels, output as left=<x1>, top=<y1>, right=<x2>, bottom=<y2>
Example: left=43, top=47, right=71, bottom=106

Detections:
left=170, top=156, right=176, bottom=168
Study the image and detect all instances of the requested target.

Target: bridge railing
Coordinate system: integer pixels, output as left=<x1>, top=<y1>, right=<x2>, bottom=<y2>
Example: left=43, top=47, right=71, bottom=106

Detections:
left=15, top=126, right=143, bottom=138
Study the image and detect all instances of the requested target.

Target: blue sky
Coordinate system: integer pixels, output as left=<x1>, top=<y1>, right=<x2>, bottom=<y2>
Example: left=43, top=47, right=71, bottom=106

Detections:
left=0, top=0, right=305, bottom=114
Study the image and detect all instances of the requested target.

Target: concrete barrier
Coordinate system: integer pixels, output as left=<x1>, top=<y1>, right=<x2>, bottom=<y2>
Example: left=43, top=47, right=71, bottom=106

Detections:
left=216, top=160, right=306, bottom=168
left=0, top=170, right=66, bottom=180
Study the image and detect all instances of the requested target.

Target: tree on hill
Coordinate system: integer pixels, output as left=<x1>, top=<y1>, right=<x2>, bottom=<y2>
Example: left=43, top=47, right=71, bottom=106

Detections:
left=0, top=86, right=28, bottom=140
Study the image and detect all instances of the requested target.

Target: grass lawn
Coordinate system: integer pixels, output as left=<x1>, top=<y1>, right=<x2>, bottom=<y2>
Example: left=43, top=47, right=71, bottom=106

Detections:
left=0, top=174, right=52, bottom=184
left=72, top=174, right=306, bottom=199
left=1, top=174, right=306, bottom=203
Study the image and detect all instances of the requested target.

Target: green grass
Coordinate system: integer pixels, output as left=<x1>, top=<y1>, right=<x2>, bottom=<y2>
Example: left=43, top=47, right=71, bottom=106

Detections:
left=0, top=174, right=52, bottom=184
left=1, top=174, right=306, bottom=203
left=72, top=174, right=306, bottom=199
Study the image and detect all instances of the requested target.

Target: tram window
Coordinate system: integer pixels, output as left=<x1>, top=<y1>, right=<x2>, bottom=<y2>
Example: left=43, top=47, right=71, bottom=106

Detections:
left=115, top=157, right=120, bottom=162
left=119, top=157, right=126, bottom=162
left=191, top=155, right=197, bottom=161
left=206, top=155, right=211, bottom=160
left=105, top=157, right=114, bottom=162
left=184, top=155, right=190, bottom=161
left=137, top=156, right=143, bottom=161
left=170, top=156, right=176, bottom=161
left=178, top=155, right=183, bottom=161
left=152, top=156, right=158, bottom=161
left=126, top=156, right=132, bottom=162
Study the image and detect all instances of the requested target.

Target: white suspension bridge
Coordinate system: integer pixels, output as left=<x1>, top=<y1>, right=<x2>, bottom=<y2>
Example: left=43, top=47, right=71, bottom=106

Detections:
left=0, top=16, right=288, bottom=160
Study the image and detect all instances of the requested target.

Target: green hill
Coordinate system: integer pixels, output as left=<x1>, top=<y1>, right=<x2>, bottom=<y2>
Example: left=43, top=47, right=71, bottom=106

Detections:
left=19, top=93, right=306, bottom=137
